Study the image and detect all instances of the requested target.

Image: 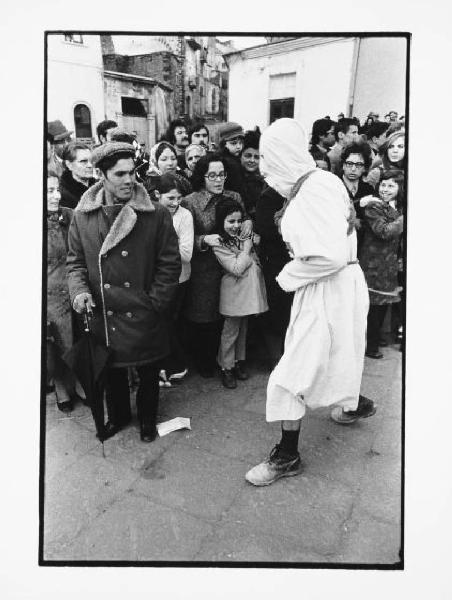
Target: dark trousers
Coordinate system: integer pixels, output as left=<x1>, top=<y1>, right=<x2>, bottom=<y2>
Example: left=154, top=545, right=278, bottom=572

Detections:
left=105, top=364, right=160, bottom=427
left=188, top=319, right=223, bottom=372
left=261, top=263, right=293, bottom=367
left=164, top=281, right=189, bottom=375
left=366, top=304, right=389, bottom=353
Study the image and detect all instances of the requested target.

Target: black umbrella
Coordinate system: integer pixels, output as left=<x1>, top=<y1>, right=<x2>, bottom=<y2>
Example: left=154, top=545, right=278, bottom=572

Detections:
left=63, top=310, right=112, bottom=448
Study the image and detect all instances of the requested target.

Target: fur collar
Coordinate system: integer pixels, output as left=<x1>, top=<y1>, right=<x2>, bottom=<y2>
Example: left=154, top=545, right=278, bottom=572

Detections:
left=76, top=181, right=155, bottom=256
left=76, top=181, right=154, bottom=214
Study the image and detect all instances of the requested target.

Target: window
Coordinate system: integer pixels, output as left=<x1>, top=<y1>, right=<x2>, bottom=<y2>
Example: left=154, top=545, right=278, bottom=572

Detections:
left=121, top=97, right=148, bottom=117
left=211, top=88, right=218, bottom=113
left=269, top=72, right=296, bottom=123
left=64, top=34, right=83, bottom=44
left=269, top=98, right=294, bottom=124
left=74, top=104, right=92, bottom=138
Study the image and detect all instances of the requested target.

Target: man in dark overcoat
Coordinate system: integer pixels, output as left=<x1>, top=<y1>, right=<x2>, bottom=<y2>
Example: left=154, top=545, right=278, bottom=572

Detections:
left=67, top=142, right=181, bottom=442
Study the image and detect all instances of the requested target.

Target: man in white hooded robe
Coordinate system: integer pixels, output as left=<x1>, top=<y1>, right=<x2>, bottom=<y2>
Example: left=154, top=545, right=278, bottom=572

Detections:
left=245, top=119, right=376, bottom=487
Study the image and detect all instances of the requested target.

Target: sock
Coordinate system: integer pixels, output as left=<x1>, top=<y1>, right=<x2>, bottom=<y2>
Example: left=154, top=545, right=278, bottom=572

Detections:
left=278, top=428, right=300, bottom=457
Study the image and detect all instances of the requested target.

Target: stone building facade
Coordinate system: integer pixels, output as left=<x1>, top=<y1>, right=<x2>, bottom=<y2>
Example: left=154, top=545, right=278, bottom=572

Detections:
left=101, top=35, right=229, bottom=136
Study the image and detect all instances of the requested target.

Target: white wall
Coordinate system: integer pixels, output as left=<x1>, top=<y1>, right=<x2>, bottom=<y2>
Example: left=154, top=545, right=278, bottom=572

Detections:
left=227, top=39, right=356, bottom=134
left=47, top=34, right=105, bottom=139
left=353, top=37, right=407, bottom=120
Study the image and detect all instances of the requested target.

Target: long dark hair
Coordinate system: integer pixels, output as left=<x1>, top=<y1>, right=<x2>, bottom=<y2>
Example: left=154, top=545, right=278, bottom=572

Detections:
left=214, top=198, right=244, bottom=242
left=155, top=172, right=183, bottom=195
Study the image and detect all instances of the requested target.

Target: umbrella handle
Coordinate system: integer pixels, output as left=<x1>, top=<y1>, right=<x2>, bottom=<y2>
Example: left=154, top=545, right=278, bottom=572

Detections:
left=82, top=299, right=93, bottom=333
left=82, top=312, right=90, bottom=332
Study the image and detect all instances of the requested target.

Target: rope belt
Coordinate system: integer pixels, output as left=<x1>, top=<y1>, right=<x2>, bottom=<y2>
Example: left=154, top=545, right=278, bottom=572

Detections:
left=347, top=260, right=359, bottom=265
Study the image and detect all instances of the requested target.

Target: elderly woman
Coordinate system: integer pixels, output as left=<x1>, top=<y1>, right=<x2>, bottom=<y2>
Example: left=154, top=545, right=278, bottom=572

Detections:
left=144, top=141, right=192, bottom=199
left=47, top=170, right=76, bottom=412
left=182, top=152, right=252, bottom=377
left=366, top=130, right=405, bottom=188
left=245, top=119, right=375, bottom=487
left=184, top=143, right=206, bottom=179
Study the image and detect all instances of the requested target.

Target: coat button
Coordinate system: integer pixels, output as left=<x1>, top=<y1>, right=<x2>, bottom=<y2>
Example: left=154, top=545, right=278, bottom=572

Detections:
left=107, top=310, right=113, bottom=316
left=124, top=281, right=130, bottom=288
left=126, top=312, right=132, bottom=318
left=104, top=253, right=108, bottom=259
left=104, top=283, right=111, bottom=289
left=111, top=326, right=116, bottom=332
left=121, top=250, right=128, bottom=257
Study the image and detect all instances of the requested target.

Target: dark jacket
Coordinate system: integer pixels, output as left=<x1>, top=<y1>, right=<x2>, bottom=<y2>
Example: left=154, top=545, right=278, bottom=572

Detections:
left=67, top=181, right=181, bottom=367
left=342, top=178, right=375, bottom=250
left=241, top=170, right=265, bottom=221
left=254, top=184, right=293, bottom=337
left=59, top=170, right=96, bottom=210
left=221, top=150, right=245, bottom=197
left=255, top=184, right=291, bottom=273
left=359, top=198, right=403, bottom=305
left=47, top=207, right=74, bottom=357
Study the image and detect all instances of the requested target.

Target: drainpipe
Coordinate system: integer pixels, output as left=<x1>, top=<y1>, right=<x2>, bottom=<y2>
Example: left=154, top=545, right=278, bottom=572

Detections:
left=178, top=36, right=186, bottom=117
left=348, top=37, right=361, bottom=117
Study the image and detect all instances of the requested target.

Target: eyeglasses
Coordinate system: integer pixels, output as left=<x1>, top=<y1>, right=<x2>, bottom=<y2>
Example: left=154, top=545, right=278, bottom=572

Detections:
left=205, top=172, right=227, bottom=181
left=344, top=161, right=365, bottom=169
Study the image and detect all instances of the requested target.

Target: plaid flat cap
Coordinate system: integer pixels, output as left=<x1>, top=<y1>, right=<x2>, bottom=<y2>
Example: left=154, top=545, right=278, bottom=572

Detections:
left=91, top=142, right=135, bottom=167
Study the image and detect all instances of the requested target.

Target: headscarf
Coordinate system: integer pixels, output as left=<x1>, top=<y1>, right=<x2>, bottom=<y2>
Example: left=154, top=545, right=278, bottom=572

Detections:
left=260, top=118, right=316, bottom=198
left=149, top=141, right=178, bottom=175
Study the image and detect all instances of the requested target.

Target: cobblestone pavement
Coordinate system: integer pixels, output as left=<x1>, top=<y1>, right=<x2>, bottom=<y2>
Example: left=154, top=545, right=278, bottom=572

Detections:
left=42, top=344, right=402, bottom=564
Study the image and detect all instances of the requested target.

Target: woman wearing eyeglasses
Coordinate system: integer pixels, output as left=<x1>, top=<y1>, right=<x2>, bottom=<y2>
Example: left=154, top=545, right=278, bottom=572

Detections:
left=182, top=153, right=252, bottom=377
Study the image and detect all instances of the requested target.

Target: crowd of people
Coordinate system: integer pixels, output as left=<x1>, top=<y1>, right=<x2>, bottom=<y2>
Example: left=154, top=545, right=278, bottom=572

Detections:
left=46, top=109, right=405, bottom=485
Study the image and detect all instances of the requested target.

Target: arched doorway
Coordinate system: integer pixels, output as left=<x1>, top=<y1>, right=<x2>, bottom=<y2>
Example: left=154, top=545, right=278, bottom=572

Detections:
left=74, top=104, right=93, bottom=139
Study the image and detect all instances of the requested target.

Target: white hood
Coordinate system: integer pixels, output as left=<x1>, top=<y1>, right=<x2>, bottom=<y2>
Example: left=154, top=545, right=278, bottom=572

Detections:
left=260, top=118, right=317, bottom=198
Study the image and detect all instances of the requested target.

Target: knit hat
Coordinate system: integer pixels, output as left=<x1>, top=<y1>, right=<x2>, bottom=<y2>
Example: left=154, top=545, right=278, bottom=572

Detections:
left=218, top=122, right=244, bottom=143
left=91, top=142, right=135, bottom=168
left=47, top=120, right=73, bottom=142
left=108, top=127, right=135, bottom=144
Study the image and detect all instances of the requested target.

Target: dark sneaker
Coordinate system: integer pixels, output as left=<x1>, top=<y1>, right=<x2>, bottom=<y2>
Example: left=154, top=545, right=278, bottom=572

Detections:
left=245, top=445, right=302, bottom=486
left=331, top=395, right=377, bottom=424
left=234, top=361, right=249, bottom=381
left=221, top=369, right=237, bottom=389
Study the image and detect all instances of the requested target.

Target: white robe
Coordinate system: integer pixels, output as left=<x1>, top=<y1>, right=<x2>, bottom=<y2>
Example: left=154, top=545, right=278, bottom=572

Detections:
left=266, top=170, right=369, bottom=421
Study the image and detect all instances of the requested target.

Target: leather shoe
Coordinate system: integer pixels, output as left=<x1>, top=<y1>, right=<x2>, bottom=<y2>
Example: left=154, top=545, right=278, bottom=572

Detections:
left=221, top=369, right=237, bottom=389
left=98, top=421, right=122, bottom=441
left=57, top=400, right=73, bottom=413
left=140, top=423, right=158, bottom=443
left=234, top=361, right=249, bottom=381
left=365, top=350, right=383, bottom=359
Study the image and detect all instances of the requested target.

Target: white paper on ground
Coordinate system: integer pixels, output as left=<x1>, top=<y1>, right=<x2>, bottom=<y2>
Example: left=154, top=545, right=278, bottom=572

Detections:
left=157, top=417, right=191, bottom=437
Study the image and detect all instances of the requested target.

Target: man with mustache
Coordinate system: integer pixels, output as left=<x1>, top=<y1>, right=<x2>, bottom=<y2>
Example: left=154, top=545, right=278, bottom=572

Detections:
left=67, top=142, right=181, bottom=443
left=164, top=119, right=190, bottom=170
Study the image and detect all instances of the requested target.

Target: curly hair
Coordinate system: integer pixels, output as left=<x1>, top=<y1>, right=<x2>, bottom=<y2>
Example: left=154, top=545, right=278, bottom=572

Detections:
left=340, top=141, right=373, bottom=171
left=190, top=152, right=226, bottom=191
